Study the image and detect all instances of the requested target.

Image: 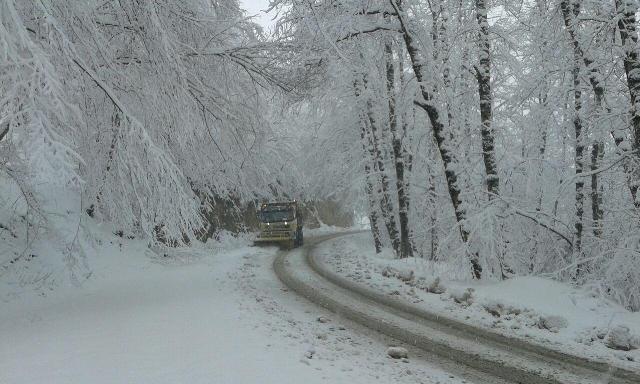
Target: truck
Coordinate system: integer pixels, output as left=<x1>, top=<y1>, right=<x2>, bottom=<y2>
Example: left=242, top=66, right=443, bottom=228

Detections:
left=254, top=201, right=303, bottom=249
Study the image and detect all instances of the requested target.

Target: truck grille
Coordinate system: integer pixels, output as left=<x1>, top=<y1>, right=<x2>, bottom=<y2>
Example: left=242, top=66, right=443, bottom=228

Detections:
left=258, top=223, right=293, bottom=240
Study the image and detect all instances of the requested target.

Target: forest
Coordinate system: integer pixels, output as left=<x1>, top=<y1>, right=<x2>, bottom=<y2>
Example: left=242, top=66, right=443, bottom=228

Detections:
left=1, top=0, right=640, bottom=313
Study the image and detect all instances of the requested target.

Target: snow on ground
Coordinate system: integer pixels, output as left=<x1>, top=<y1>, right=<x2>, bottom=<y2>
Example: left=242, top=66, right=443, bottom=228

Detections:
left=0, top=175, right=92, bottom=300
left=316, top=232, right=640, bottom=371
left=305, top=223, right=355, bottom=236
left=1, top=218, right=470, bottom=383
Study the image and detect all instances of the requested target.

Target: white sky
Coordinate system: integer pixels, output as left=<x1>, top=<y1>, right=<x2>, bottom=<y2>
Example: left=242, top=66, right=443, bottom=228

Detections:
left=240, top=0, right=277, bottom=30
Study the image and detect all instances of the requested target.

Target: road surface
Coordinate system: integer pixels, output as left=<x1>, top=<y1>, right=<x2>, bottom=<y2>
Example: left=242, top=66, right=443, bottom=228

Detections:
left=274, top=232, right=640, bottom=384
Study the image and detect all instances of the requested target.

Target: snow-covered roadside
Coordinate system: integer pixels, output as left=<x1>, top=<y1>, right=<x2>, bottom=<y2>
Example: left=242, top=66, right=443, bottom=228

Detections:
left=1, top=226, right=470, bottom=383
left=305, top=223, right=356, bottom=236
left=315, top=232, right=640, bottom=371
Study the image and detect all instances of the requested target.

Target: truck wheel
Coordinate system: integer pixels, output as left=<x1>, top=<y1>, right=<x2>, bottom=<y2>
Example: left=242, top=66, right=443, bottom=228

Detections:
left=299, top=230, right=304, bottom=246
left=293, top=230, right=300, bottom=247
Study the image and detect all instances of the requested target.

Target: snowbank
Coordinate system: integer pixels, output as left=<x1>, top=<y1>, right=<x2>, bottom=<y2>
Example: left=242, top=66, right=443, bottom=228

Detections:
left=316, top=232, right=640, bottom=369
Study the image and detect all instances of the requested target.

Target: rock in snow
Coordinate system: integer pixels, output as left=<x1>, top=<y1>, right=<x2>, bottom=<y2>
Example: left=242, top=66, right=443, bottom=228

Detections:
left=397, top=269, right=414, bottom=283
left=606, top=325, right=639, bottom=351
left=483, top=301, right=523, bottom=318
left=483, top=301, right=504, bottom=317
left=381, top=266, right=414, bottom=283
left=425, top=277, right=446, bottom=294
left=537, top=315, right=568, bottom=333
left=381, top=266, right=398, bottom=278
left=449, top=287, right=474, bottom=306
left=304, top=346, right=316, bottom=359
left=386, top=346, right=408, bottom=359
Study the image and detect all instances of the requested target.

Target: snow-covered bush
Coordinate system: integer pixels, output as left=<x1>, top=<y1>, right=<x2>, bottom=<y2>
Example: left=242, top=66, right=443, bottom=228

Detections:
left=606, top=325, right=639, bottom=351
left=537, top=315, right=568, bottom=333
left=604, top=235, right=640, bottom=311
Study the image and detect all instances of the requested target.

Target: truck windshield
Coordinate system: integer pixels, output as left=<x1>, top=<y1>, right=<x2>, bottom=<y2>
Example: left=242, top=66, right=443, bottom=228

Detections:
left=259, top=209, right=293, bottom=223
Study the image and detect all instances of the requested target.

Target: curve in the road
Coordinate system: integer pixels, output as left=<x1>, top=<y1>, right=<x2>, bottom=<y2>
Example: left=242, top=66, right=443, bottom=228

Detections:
left=274, top=232, right=640, bottom=384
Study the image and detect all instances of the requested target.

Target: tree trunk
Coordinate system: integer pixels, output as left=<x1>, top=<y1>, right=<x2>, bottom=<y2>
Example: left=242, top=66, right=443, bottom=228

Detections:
left=0, top=123, right=8, bottom=142
left=399, top=53, right=418, bottom=256
left=363, top=139, right=384, bottom=253
left=536, top=91, right=549, bottom=211
left=554, top=0, right=622, bottom=243
left=385, top=42, right=412, bottom=258
left=390, top=0, right=482, bottom=279
left=558, top=0, right=636, bottom=219
left=561, top=0, right=585, bottom=258
left=354, top=81, right=383, bottom=252
left=615, top=0, right=640, bottom=209
left=535, top=0, right=549, bottom=213
left=431, top=1, right=454, bottom=125
left=427, top=148, right=438, bottom=261
left=563, top=2, right=639, bottom=216
left=572, top=91, right=585, bottom=257
left=475, top=0, right=499, bottom=198
left=590, top=142, right=604, bottom=237
left=476, top=0, right=511, bottom=279
left=366, top=97, right=401, bottom=254
left=361, top=74, right=401, bottom=254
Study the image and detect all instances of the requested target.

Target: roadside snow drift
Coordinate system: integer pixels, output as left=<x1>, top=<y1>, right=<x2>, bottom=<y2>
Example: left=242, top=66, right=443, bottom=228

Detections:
left=316, top=232, right=640, bottom=370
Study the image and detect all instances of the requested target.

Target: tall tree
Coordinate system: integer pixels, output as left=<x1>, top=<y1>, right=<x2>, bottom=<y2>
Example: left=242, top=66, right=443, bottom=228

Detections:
left=390, top=0, right=482, bottom=278
left=560, top=0, right=586, bottom=257
left=615, top=0, right=640, bottom=209
left=475, top=0, right=499, bottom=199
left=385, top=42, right=413, bottom=258
left=355, top=79, right=384, bottom=252
left=363, top=74, right=401, bottom=254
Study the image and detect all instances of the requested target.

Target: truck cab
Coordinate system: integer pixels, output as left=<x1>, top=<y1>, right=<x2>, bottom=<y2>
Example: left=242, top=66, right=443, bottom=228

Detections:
left=254, top=201, right=303, bottom=249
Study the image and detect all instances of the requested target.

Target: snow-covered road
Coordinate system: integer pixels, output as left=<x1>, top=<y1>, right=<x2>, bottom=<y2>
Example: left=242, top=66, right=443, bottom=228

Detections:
left=7, top=231, right=636, bottom=384
left=276, top=233, right=640, bottom=384
left=1, top=233, right=470, bottom=384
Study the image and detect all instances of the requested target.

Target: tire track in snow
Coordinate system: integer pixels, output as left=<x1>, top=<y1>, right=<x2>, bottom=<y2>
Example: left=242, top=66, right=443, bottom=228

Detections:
left=275, top=232, right=640, bottom=384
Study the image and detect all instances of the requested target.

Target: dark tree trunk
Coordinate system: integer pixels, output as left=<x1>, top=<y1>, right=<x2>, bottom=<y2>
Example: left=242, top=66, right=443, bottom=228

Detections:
left=536, top=91, right=549, bottom=212
left=364, top=87, right=401, bottom=254
left=355, top=81, right=383, bottom=252
left=355, top=72, right=400, bottom=254
left=399, top=53, right=418, bottom=256
left=390, top=0, right=482, bottom=279
left=476, top=0, right=511, bottom=279
left=385, top=42, right=412, bottom=258
left=475, top=0, right=499, bottom=198
left=431, top=1, right=454, bottom=125
left=590, top=142, right=604, bottom=237
left=558, top=0, right=636, bottom=221
left=561, top=0, right=585, bottom=257
left=427, top=151, right=438, bottom=261
left=556, top=0, right=618, bottom=252
left=0, top=121, right=8, bottom=142
left=615, top=0, right=640, bottom=209
left=572, top=93, right=585, bottom=257
left=363, top=141, right=384, bottom=253
left=93, top=107, right=122, bottom=216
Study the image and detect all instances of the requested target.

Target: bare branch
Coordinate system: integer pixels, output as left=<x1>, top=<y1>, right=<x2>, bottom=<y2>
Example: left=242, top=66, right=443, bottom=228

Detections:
left=336, top=26, right=400, bottom=42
